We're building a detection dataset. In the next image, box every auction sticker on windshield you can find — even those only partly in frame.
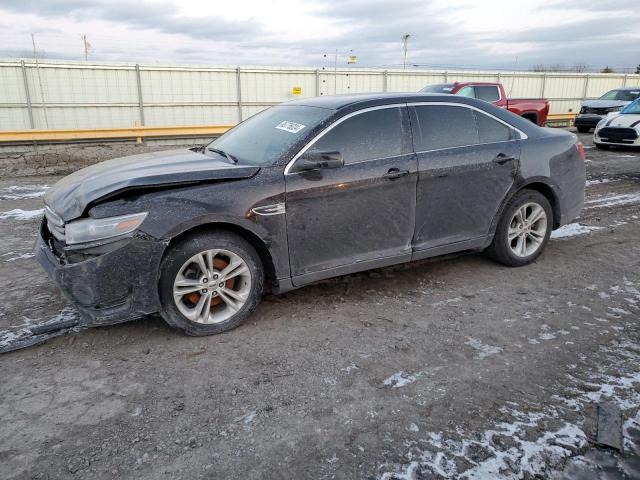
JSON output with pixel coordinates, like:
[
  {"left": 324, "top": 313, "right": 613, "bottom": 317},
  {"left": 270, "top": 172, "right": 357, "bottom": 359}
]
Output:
[{"left": 275, "top": 121, "right": 306, "bottom": 133}]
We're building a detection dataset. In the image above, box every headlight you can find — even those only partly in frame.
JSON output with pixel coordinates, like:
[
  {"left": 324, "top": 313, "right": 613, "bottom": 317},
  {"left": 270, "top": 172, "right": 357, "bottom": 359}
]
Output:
[
  {"left": 606, "top": 106, "right": 622, "bottom": 112},
  {"left": 65, "top": 212, "right": 148, "bottom": 246}
]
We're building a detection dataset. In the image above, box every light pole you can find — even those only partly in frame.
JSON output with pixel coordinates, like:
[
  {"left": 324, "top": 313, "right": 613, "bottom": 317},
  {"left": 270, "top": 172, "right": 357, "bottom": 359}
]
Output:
[{"left": 401, "top": 34, "right": 411, "bottom": 70}]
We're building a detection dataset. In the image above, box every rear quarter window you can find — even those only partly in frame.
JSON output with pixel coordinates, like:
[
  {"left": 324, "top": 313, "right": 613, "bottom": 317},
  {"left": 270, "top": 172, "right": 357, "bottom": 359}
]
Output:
[{"left": 474, "top": 111, "right": 513, "bottom": 143}]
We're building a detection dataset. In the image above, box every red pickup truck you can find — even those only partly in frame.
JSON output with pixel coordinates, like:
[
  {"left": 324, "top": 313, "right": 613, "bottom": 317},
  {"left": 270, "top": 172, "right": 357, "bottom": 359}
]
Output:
[{"left": 420, "top": 82, "right": 550, "bottom": 126}]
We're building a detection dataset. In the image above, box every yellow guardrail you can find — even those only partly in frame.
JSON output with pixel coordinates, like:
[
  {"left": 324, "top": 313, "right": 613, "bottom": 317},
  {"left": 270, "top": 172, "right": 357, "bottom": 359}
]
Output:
[
  {"left": 0, "top": 125, "right": 234, "bottom": 144},
  {"left": 545, "top": 113, "right": 577, "bottom": 126}
]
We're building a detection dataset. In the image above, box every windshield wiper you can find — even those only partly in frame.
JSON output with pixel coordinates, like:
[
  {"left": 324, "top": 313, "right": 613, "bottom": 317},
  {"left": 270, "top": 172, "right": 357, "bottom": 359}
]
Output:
[{"left": 207, "top": 147, "right": 238, "bottom": 164}]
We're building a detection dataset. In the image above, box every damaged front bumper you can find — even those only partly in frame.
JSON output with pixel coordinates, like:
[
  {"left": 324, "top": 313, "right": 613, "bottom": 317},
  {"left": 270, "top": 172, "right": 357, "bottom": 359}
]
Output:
[{"left": 35, "top": 221, "right": 166, "bottom": 326}]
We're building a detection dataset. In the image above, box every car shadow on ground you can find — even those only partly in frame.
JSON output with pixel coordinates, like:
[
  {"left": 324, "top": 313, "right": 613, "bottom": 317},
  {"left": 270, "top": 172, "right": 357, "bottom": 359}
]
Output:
[{"left": 55, "top": 250, "right": 500, "bottom": 345}]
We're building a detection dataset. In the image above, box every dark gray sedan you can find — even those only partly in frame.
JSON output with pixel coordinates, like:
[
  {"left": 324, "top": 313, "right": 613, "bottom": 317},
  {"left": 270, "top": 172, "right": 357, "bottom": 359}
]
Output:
[{"left": 36, "top": 93, "right": 586, "bottom": 335}]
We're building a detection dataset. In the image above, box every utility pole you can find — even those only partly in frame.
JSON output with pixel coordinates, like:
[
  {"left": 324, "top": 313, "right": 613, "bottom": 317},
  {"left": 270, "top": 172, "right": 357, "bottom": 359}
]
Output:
[
  {"left": 31, "top": 33, "right": 49, "bottom": 128},
  {"left": 401, "top": 34, "right": 411, "bottom": 70},
  {"left": 82, "top": 34, "right": 91, "bottom": 61},
  {"left": 334, "top": 48, "right": 338, "bottom": 94}
]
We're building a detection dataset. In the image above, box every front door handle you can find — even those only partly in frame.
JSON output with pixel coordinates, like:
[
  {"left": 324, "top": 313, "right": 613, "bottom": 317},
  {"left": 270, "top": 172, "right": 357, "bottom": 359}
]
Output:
[
  {"left": 383, "top": 168, "right": 410, "bottom": 180},
  {"left": 492, "top": 153, "right": 516, "bottom": 165}
]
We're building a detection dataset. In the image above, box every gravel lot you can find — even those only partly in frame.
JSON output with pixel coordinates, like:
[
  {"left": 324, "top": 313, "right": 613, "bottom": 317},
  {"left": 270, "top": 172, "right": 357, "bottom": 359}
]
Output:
[{"left": 1, "top": 130, "right": 639, "bottom": 479}]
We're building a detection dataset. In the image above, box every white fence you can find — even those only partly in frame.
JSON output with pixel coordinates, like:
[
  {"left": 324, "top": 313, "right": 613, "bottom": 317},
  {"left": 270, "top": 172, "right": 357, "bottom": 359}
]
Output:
[{"left": 1, "top": 59, "right": 639, "bottom": 131}]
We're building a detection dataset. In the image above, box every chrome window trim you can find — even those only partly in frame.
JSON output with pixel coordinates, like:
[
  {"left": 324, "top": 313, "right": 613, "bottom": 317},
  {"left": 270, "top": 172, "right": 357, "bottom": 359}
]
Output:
[
  {"left": 284, "top": 103, "right": 406, "bottom": 175},
  {"left": 284, "top": 101, "right": 527, "bottom": 175}
]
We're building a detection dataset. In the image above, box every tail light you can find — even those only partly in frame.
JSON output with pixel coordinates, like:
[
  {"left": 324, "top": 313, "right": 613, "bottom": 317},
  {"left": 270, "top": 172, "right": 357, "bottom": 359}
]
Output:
[{"left": 575, "top": 141, "right": 586, "bottom": 161}]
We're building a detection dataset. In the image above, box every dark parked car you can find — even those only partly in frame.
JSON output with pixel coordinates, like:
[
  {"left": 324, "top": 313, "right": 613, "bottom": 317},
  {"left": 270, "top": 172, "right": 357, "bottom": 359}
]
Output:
[
  {"left": 37, "top": 93, "right": 586, "bottom": 335},
  {"left": 574, "top": 87, "right": 640, "bottom": 133}
]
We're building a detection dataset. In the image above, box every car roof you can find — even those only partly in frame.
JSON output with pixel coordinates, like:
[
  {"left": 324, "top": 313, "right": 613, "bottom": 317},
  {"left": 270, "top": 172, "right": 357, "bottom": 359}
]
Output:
[
  {"left": 610, "top": 87, "right": 640, "bottom": 91},
  {"left": 284, "top": 92, "right": 455, "bottom": 110},
  {"left": 283, "top": 92, "right": 543, "bottom": 138}
]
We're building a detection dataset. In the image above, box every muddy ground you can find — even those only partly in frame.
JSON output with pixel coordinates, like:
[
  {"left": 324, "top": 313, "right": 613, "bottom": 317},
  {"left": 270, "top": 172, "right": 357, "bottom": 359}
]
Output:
[{"left": 1, "top": 130, "right": 639, "bottom": 479}]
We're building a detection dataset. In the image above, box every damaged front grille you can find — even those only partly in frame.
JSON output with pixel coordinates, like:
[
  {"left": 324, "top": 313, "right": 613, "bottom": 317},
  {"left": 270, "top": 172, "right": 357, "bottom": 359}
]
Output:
[
  {"left": 44, "top": 206, "right": 65, "bottom": 242},
  {"left": 581, "top": 107, "right": 608, "bottom": 115}
]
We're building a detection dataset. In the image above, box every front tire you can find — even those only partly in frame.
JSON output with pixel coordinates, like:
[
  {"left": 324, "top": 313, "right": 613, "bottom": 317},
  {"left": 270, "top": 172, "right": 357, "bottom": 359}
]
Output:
[
  {"left": 486, "top": 190, "right": 553, "bottom": 267},
  {"left": 159, "top": 231, "right": 264, "bottom": 336}
]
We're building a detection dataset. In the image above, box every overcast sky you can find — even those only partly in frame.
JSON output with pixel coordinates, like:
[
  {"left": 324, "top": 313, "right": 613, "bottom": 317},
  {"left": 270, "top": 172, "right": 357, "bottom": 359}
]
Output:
[{"left": 0, "top": 0, "right": 638, "bottom": 71}]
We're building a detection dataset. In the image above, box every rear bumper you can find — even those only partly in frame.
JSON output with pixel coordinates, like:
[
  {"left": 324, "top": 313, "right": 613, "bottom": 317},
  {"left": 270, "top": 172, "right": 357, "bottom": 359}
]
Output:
[{"left": 35, "top": 222, "right": 166, "bottom": 326}]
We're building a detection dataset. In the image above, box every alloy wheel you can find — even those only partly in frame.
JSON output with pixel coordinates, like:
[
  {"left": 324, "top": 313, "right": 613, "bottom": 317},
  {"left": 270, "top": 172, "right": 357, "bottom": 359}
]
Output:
[
  {"left": 173, "top": 249, "right": 252, "bottom": 324},
  {"left": 507, "top": 202, "right": 548, "bottom": 258}
]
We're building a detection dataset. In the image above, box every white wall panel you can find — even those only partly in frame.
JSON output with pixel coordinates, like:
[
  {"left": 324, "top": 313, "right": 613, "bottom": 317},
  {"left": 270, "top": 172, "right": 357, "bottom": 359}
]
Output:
[
  {"left": 31, "top": 106, "right": 139, "bottom": 129},
  {"left": 0, "top": 108, "right": 30, "bottom": 130},
  {"left": 0, "top": 66, "right": 26, "bottom": 104},
  {"left": 1, "top": 60, "right": 639, "bottom": 131}
]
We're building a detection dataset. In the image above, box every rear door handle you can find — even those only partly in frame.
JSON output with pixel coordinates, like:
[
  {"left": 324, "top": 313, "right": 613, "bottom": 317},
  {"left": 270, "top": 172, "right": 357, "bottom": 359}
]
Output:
[
  {"left": 492, "top": 153, "right": 516, "bottom": 165},
  {"left": 383, "top": 168, "right": 410, "bottom": 180}
]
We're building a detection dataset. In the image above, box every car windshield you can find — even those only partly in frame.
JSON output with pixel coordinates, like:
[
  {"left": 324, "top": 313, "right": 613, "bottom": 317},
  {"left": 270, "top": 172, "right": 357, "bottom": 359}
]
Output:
[
  {"left": 420, "top": 84, "right": 455, "bottom": 94},
  {"left": 206, "top": 105, "right": 333, "bottom": 166},
  {"left": 599, "top": 89, "right": 640, "bottom": 101},
  {"left": 621, "top": 98, "right": 640, "bottom": 114}
]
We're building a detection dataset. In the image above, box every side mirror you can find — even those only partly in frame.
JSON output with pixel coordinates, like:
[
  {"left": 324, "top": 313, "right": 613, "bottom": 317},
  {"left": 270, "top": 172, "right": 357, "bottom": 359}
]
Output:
[{"left": 293, "top": 150, "right": 343, "bottom": 172}]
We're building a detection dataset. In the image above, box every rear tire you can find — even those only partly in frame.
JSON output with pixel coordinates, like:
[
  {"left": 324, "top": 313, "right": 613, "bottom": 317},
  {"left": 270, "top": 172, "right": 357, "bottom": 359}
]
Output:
[
  {"left": 576, "top": 126, "right": 591, "bottom": 134},
  {"left": 159, "top": 231, "right": 264, "bottom": 336},
  {"left": 486, "top": 190, "right": 553, "bottom": 267}
]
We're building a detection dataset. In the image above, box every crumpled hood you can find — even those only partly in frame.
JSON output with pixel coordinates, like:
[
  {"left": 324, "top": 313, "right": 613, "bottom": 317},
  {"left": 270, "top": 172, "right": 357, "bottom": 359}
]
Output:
[
  {"left": 45, "top": 149, "right": 260, "bottom": 221},
  {"left": 601, "top": 113, "right": 640, "bottom": 128},
  {"left": 581, "top": 99, "right": 630, "bottom": 109}
]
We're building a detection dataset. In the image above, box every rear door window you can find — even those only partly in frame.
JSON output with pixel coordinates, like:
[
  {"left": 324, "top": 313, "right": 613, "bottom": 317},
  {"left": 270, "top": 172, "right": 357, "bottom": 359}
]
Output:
[
  {"left": 412, "top": 105, "right": 479, "bottom": 151},
  {"left": 307, "top": 107, "right": 403, "bottom": 164},
  {"left": 474, "top": 86, "right": 500, "bottom": 102}
]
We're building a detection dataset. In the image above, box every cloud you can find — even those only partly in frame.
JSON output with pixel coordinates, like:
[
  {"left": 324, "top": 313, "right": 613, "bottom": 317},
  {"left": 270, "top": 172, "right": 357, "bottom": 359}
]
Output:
[
  {"left": 0, "top": 0, "right": 637, "bottom": 71},
  {"left": 0, "top": 0, "right": 263, "bottom": 41}
]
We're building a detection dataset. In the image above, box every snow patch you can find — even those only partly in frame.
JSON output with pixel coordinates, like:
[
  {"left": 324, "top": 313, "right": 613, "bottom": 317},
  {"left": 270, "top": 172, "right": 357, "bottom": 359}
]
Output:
[
  {"left": 236, "top": 410, "right": 257, "bottom": 427},
  {"left": 341, "top": 363, "right": 359, "bottom": 373},
  {"left": 585, "top": 178, "right": 612, "bottom": 187},
  {"left": 0, "top": 184, "right": 49, "bottom": 200},
  {"left": 551, "top": 223, "right": 601, "bottom": 239},
  {"left": 0, "top": 208, "right": 44, "bottom": 220},
  {"left": 585, "top": 193, "right": 640, "bottom": 209},
  {"left": 608, "top": 307, "right": 631, "bottom": 316},
  {"left": 1, "top": 251, "right": 35, "bottom": 262},
  {"left": 464, "top": 337, "right": 503, "bottom": 359},
  {"left": 379, "top": 339, "right": 640, "bottom": 480},
  {"left": 383, "top": 371, "right": 419, "bottom": 388},
  {"left": 432, "top": 297, "right": 462, "bottom": 307}
]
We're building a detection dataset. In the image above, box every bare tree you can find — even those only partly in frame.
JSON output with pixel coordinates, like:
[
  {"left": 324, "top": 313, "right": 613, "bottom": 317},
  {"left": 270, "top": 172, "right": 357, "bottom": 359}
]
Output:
[{"left": 531, "top": 63, "right": 590, "bottom": 73}]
